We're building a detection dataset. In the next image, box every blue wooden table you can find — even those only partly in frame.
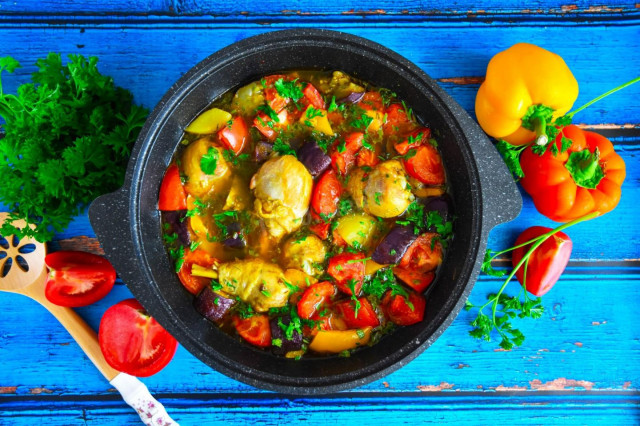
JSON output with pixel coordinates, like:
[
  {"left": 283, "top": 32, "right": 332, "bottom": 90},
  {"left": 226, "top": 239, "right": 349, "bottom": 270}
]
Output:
[{"left": 1, "top": 1, "right": 639, "bottom": 424}]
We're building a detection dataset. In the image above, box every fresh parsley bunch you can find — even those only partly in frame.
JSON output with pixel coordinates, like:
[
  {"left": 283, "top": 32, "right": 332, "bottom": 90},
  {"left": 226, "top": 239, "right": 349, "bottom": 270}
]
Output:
[{"left": 0, "top": 54, "right": 147, "bottom": 242}]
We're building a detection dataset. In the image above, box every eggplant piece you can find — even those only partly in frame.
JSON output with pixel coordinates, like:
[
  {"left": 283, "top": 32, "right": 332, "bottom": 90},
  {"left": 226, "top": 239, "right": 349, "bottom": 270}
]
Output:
[
  {"left": 297, "top": 140, "right": 331, "bottom": 177},
  {"left": 222, "top": 222, "right": 246, "bottom": 249},
  {"left": 254, "top": 142, "right": 273, "bottom": 162},
  {"left": 339, "top": 91, "right": 365, "bottom": 105},
  {"left": 372, "top": 225, "right": 418, "bottom": 265},
  {"left": 270, "top": 315, "right": 303, "bottom": 355},
  {"left": 421, "top": 195, "right": 453, "bottom": 232},
  {"left": 162, "top": 210, "right": 190, "bottom": 246},
  {"left": 194, "top": 286, "right": 236, "bottom": 323}
]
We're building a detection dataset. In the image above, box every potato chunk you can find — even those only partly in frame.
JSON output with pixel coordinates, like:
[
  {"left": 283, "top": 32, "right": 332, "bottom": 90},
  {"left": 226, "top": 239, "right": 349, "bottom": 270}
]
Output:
[
  {"left": 181, "top": 137, "right": 231, "bottom": 198},
  {"left": 250, "top": 155, "right": 313, "bottom": 238},
  {"left": 363, "top": 160, "right": 413, "bottom": 218},
  {"left": 218, "top": 258, "right": 289, "bottom": 312}
]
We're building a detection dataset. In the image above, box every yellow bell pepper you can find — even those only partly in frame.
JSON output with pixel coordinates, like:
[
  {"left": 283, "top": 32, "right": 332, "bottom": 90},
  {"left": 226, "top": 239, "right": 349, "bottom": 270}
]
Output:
[
  {"left": 475, "top": 43, "right": 579, "bottom": 146},
  {"left": 185, "top": 108, "right": 232, "bottom": 134},
  {"left": 308, "top": 327, "right": 372, "bottom": 353},
  {"left": 299, "top": 106, "right": 333, "bottom": 136}
]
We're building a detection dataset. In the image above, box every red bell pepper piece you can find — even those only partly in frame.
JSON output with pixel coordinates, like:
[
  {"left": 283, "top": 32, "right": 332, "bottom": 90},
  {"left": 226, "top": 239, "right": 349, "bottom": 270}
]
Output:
[
  {"left": 335, "top": 297, "right": 380, "bottom": 328},
  {"left": 331, "top": 132, "right": 364, "bottom": 175},
  {"left": 310, "top": 169, "right": 342, "bottom": 221},
  {"left": 403, "top": 144, "right": 445, "bottom": 185},
  {"left": 158, "top": 164, "right": 187, "bottom": 211},
  {"left": 218, "top": 116, "right": 248, "bottom": 154},
  {"left": 382, "top": 290, "right": 426, "bottom": 326},
  {"left": 302, "top": 83, "right": 326, "bottom": 109},
  {"left": 327, "top": 252, "right": 365, "bottom": 296},
  {"left": 297, "top": 281, "right": 336, "bottom": 320},
  {"left": 233, "top": 315, "right": 271, "bottom": 347}
]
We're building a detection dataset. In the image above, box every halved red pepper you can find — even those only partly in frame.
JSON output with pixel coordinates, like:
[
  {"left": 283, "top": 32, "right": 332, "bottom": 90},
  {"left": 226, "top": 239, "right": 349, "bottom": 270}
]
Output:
[
  {"left": 327, "top": 252, "right": 365, "bottom": 296},
  {"left": 382, "top": 290, "right": 426, "bottom": 326},
  {"left": 297, "top": 281, "right": 336, "bottom": 320},
  {"left": 158, "top": 164, "right": 187, "bottom": 211},
  {"left": 218, "top": 116, "right": 248, "bottom": 154},
  {"left": 335, "top": 297, "right": 380, "bottom": 328}
]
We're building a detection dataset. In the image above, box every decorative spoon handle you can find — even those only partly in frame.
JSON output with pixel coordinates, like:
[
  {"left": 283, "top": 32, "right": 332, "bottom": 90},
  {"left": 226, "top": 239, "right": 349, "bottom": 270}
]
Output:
[{"left": 110, "top": 373, "right": 179, "bottom": 426}]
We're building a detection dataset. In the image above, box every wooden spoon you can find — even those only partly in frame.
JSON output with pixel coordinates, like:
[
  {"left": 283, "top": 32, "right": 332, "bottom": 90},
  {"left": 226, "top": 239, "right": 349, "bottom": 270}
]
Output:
[{"left": 0, "top": 213, "right": 178, "bottom": 425}]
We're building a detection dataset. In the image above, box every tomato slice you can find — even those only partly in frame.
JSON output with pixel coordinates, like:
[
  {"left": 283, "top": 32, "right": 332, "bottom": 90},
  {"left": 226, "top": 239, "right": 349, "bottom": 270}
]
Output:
[
  {"left": 158, "top": 164, "right": 187, "bottom": 211},
  {"left": 331, "top": 132, "right": 364, "bottom": 175},
  {"left": 99, "top": 298, "right": 178, "bottom": 377},
  {"left": 335, "top": 297, "right": 380, "bottom": 328},
  {"left": 327, "top": 252, "right": 365, "bottom": 296},
  {"left": 394, "top": 128, "right": 431, "bottom": 155},
  {"left": 218, "top": 116, "right": 248, "bottom": 154},
  {"left": 382, "top": 291, "right": 426, "bottom": 326},
  {"left": 233, "top": 314, "right": 271, "bottom": 347},
  {"left": 403, "top": 144, "right": 445, "bottom": 185},
  {"left": 311, "top": 169, "right": 342, "bottom": 220},
  {"left": 398, "top": 233, "right": 443, "bottom": 274},
  {"left": 44, "top": 251, "right": 116, "bottom": 307},
  {"left": 297, "top": 281, "right": 336, "bottom": 320},
  {"left": 177, "top": 248, "right": 217, "bottom": 295},
  {"left": 302, "top": 83, "right": 326, "bottom": 109},
  {"left": 512, "top": 226, "right": 572, "bottom": 297}
]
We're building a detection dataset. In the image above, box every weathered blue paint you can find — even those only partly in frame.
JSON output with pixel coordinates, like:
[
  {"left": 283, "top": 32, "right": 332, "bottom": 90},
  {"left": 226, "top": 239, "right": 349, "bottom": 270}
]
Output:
[{"left": 0, "top": 2, "right": 639, "bottom": 424}]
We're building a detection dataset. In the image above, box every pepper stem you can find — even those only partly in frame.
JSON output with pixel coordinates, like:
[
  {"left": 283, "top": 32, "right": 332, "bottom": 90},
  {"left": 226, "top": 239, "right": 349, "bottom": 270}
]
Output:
[
  {"left": 567, "top": 76, "right": 640, "bottom": 118},
  {"left": 532, "top": 116, "right": 548, "bottom": 146}
]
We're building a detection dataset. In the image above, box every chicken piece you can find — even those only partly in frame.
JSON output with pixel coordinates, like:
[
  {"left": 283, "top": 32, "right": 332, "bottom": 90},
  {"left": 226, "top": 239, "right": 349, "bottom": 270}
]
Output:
[
  {"left": 250, "top": 155, "right": 313, "bottom": 238},
  {"left": 182, "top": 137, "right": 231, "bottom": 198},
  {"left": 346, "top": 167, "right": 368, "bottom": 209},
  {"left": 363, "top": 160, "right": 414, "bottom": 218},
  {"left": 218, "top": 258, "right": 290, "bottom": 312},
  {"left": 281, "top": 234, "right": 327, "bottom": 276}
]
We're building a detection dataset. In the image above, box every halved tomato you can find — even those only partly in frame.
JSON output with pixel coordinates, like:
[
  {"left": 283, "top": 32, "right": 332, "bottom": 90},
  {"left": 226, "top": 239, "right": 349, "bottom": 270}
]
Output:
[
  {"left": 44, "top": 251, "right": 116, "bottom": 307},
  {"left": 99, "top": 298, "right": 178, "bottom": 377}
]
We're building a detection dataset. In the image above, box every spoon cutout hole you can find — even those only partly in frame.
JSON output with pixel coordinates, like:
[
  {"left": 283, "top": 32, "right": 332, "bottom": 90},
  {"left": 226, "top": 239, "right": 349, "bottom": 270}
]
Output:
[
  {"left": 0, "top": 237, "right": 8, "bottom": 250},
  {"left": 1, "top": 257, "right": 12, "bottom": 277},
  {"left": 15, "top": 255, "right": 29, "bottom": 272},
  {"left": 11, "top": 235, "right": 20, "bottom": 248},
  {"left": 18, "top": 244, "right": 36, "bottom": 254}
]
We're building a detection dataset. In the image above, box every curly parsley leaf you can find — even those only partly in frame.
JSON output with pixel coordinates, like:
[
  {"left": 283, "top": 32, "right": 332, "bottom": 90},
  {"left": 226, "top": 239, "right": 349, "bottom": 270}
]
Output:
[{"left": 495, "top": 140, "right": 525, "bottom": 180}]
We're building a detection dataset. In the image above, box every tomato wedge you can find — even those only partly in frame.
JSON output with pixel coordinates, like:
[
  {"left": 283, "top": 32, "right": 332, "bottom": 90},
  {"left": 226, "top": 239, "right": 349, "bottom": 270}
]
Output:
[
  {"left": 397, "top": 233, "right": 443, "bottom": 274},
  {"left": 512, "top": 226, "right": 573, "bottom": 297},
  {"left": 311, "top": 169, "right": 342, "bottom": 221},
  {"left": 331, "top": 132, "right": 364, "bottom": 175},
  {"left": 382, "top": 291, "right": 426, "bottom": 326},
  {"left": 177, "top": 248, "right": 217, "bottom": 295},
  {"left": 297, "top": 281, "right": 336, "bottom": 320},
  {"left": 302, "top": 83, "right": 326, "bottom": 109},
  {"left": 309, "top": 221, "right": 331, "bottom": 240},
  {"left": 99, "top": 298, "right": 178, "bottom": 377},
  {"left": 403, "top": 144, "right": 445, "bottom": 185},
  {"left": 383, "top": 103, "right": 415, "bottom": 136},
  {"left": 158, "top": 164, "right": 187, "bottom": 211},
  {"left": 327, "top": 252, "right": 365, "bottom": 296},
  {"left": 335, "top": 297, "right": 380, "bottom": 328},
  {"left": 233, "top": 314, "right": 271, "bottom": 347},
  {"left": 218, "top": 116, "right": 248, "bottom": 154},
  {"left": 394, "top": 128, "right": 431, "bottom": 156},
  {"left": 44, "top": 251, "right": 116, "bottom": 307}
]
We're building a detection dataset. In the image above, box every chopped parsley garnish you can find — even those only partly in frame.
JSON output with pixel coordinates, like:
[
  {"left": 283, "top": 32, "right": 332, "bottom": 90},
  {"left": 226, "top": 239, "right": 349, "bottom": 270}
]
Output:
[
  {"left": 350, "top": 112, "right": 374, "bottom": 130},
  {"left": 374, "top": 191, "right": 383, "bottom": 205},
  {"left": 223, "top": 149, "right": 249, "bottom": 166},
  {"left": 306, "top": 106, "right": 324, "bottom": 119},
  {"left": 274, "top": 78, "right": 304, "bottom": 101},
  {"left": 200, "top": 147, "right": 219, "bottom": 175},
  {"left": 273, "top": 137, "right": 297, "bottom": 156},
  {"left": 257, "top": 104, "right": 280, "bottom": 122},
  {"left": 272, "top": 338, "right": 283, "bottom": 348}
]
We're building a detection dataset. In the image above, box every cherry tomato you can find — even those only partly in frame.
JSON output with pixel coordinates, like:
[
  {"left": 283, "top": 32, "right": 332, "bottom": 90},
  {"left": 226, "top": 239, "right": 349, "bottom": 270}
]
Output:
[
  {"left": 335, "top": 297, "right": 380, "bottom": 328},
  {"left": 382, "top": 291, "right": 426, "bottom": 326},
  {"left": 158, "top": 164, "right": 187, "bottom": 211},
  {"left": 302, "top": 83, "right": 326, "bottom": 109},
  {"left": 99, "top": 298, "right": 178, "bottom": 377},
  {"left": 44, "top": 251, "right": 116, "bottom": 307},
  {"left": 512, "top": 226, "right": 573, "bottom": 296},
  {"left": 177, "top": 248, "right": 217, "bottom": 295},
  {"left": 356, "top": 145, "right": 380, "bottom": 168},
  {"left": 311, "top": 169, "right": 342, "bottom": 220},
  {"left": 327, "top": 252, "right": 365, "bottom": 296},
  {"left": 403, "top": 144, "right": 445, "bottom": 185},
  {"left": 297, "top": 281, "right": 336, "bottom": 320},
  {"left": 233, "top": 315, "right": 271, "bottom": 347},
  {"left": 218, "top": 116, "right": 248, "bottom": 154}
]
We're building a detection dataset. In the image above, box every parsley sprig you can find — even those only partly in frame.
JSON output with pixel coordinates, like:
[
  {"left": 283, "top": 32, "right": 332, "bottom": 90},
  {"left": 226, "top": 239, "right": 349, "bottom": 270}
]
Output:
[
  {"left": 465, "top": 211, "right": 598, "bottom": 349},
  {"left": 0, "top": 54, "right": 147, "bottom": 242}
]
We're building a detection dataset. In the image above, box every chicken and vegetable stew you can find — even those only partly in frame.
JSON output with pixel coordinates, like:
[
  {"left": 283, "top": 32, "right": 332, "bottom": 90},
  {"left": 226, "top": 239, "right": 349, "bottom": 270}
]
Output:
[{"left": 159, "top": 70, "right": 453, "bottom": 358}]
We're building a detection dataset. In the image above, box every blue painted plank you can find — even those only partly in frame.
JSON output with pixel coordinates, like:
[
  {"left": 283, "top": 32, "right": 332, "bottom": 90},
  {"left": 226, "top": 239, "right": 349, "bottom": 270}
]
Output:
[
  {"left": 0, "top": 272, "right": 638, "bottom": 396},
  {"left": 0, "top": 25, "right": 638, "bottom": 127},
  {"left": 0, "top": 0, "right": 638, "bottom": 16}
]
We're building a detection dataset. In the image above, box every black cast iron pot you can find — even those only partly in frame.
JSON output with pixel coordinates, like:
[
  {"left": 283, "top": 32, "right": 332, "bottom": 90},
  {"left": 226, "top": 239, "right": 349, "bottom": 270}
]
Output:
[{"left": 89, "top": 29, "right": 521, "bottom": 394}]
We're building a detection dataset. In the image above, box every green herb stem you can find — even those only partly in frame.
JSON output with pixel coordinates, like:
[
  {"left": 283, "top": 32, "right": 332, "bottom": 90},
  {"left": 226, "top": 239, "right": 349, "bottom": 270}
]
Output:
[{"left": 567, "top": 76, "right": 640, "bottom": 119}]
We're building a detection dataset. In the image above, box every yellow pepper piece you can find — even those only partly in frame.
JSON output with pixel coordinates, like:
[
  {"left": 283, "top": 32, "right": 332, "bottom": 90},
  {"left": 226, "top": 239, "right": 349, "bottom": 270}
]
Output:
[
  {"left": 365, "top": 110, "right": 384, "bottom": 132},
  {"left": 299, "top": 106, "right": 333, "bottom": 136},
  {"left": 365, "top": 259, "right": 385, "bottom": 275},
  {"left": 185, "top": 108, "right": 232, "bottom": 134},
  {"left": 309, "top": 327, "right": 372, "bottom": 353},
  {"left": 475, "top": 43, "right": 578, "bottom": 145}
]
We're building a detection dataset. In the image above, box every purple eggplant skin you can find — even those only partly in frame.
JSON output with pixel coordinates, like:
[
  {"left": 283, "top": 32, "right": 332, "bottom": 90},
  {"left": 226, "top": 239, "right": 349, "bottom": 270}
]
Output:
[
  {"left": 338, "top": 91, "right": 365, "bottom": 105},
  {"left": 297, "top": 140, "right": 332, "bottom": 177},
  {"left": 162, "top": 210, "right": 191, "bottom": 246},
  {"left": 269, "top": 315, "right": 303, "bottom": 355},
  {"left": 223, "top": 222, "right": 246, "bottom": 249},
  {"left": 421, "top": 195, "right": 453, "bottom": 232},
  {"left": 254, "top": 142, "right": 273, "bottom": 162},
  {"left": 372, "top": 225, "right": 418, "bottom": 265},
  {"left": 194, "top": 286, "right": 236, "bottom": 323}
]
